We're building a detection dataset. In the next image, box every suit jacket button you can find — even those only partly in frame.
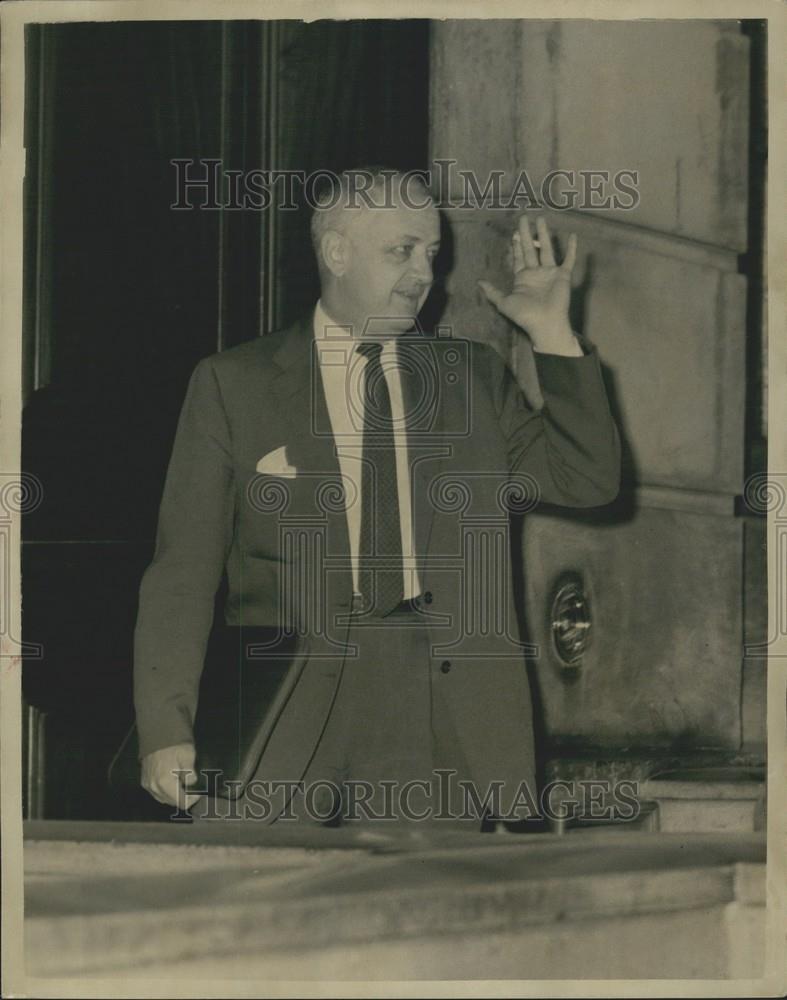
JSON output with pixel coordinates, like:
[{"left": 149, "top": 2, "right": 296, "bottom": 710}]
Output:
[
  {"left": 440, "top": 660, "right": 451, "bottom": 674},
  {"left": 424, "top": 591, "right": 433, "bottom": 605}
]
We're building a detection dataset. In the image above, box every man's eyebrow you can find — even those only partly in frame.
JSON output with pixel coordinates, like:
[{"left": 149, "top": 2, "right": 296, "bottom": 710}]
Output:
[{"left": 391, "top": 233, "right": 441, "bottom": 245}]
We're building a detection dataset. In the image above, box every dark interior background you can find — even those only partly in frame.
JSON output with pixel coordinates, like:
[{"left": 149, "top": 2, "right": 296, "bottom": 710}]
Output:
[{"left": 21, "top": 20, "right": 430, "bottom": 820}]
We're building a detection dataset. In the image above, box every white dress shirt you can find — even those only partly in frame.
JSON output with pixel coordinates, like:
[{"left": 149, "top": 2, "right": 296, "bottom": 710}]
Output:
[{"left": 314, "top": 300, "right": 421, "bottom": 600}]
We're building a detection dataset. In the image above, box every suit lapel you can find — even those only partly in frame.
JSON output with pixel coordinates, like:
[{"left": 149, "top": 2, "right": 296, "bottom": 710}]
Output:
[
  {"left": 269, "top": 317, "right": 454, "bottom": 592},
  {"left": 270, "top": 315, "right": 351, "bottom": 600}
]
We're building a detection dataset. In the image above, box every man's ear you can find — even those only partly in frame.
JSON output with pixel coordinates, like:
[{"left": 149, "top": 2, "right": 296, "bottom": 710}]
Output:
[{"left": 320, "top": 229, "right": 348, "bottom": 277}]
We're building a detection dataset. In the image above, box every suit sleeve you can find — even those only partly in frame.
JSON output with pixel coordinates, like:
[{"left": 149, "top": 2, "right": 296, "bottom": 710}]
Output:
[
  {"left": 487, "top": 337, "right": 621, "bottom": 507},
  {"left": 133, "top": 358, "right": 235, "bottom": 759}
]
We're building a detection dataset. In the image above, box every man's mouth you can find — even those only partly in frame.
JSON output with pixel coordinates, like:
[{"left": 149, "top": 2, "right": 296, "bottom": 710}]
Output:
[{"left": 395, "top": 290, "right": 424, "bottom": 306}]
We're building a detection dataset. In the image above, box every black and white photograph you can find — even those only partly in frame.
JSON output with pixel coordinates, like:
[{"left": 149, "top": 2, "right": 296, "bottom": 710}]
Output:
[{"left": 0, "top": 1, "right": 784, "bottom": 995}]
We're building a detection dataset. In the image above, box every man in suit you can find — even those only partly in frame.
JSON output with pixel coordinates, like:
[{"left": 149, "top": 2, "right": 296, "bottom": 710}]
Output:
[{"left": 134, "top": 167, "right": 620, "bottom": 825}]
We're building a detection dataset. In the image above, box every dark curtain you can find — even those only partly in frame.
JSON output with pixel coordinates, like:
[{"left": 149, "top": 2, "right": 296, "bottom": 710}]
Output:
[
  {"left": 273, "top": 19, "right": 431, "bottom": 327},
  {"left": 21, "top": 19, "right": 430, "bottom": 820}
]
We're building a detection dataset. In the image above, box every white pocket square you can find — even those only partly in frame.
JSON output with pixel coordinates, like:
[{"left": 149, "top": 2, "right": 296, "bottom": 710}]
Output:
[{"left": 256, "top": 446, "right": 297, "bottom": 478}]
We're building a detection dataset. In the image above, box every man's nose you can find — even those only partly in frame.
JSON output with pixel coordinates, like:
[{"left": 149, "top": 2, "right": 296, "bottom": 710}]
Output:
[{"left": 409, "top": 252, "right": 434, "bottom": 284}]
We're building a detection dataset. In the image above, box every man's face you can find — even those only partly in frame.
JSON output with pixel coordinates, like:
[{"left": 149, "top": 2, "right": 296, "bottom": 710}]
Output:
[{"left": 334, "top": 197, "right": 441, "bottom": 335}]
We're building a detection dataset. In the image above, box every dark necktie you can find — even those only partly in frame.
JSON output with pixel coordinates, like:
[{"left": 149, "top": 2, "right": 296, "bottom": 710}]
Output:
[{"left": 356, "top": 341, "right": 403, "bottom": 617}]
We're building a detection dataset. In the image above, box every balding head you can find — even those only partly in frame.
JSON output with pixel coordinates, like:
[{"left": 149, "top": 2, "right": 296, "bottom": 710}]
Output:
[
  {"left": 311, "top": 169, "right": 433, "bottom": 267},
  {"left": 310, "top": 167, "right": 440, "bottom": 336}
]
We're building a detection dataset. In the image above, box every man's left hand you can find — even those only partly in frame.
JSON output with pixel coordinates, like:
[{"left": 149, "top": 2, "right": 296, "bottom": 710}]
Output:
[{"left": 478, "top": 215, "right": 582, "bottom": 357}]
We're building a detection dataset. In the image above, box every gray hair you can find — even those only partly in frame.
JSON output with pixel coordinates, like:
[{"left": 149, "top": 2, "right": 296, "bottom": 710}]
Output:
[{"left": 309, "top": 166, "right": 433, "bottom": 268}]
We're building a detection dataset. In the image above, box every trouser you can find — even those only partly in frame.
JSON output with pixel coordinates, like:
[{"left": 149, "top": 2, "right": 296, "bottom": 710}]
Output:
[
  {"left": 191, "top": 601, "right": 481, "bottom": 828},
  {"left": 281, "top": 599, "right": 475, "bottom": 827}
]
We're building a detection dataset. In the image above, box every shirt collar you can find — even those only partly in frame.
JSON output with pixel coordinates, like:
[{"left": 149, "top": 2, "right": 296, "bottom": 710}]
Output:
[
  {"left": 314, "top": 299, "right": 349, "bottom": 339},
  {"left": 314, "top": 300, "right": 401, "bottom": 360}
]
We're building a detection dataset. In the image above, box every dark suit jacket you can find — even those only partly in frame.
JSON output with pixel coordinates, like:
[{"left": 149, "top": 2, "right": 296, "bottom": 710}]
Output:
[{"left": 133, "top": 313, "right": 620, "bottom": 809}]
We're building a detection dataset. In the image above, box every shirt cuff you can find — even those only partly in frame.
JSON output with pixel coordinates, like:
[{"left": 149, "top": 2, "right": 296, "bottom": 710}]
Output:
[{"left": 533, "top": 333, "right": 595, "bottom": 360}]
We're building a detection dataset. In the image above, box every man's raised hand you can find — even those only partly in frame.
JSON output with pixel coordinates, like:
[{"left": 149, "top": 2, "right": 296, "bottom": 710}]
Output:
[{"left": 478, "top": 215, "right": 582, "bottom": 357}]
